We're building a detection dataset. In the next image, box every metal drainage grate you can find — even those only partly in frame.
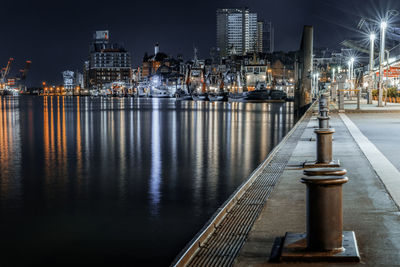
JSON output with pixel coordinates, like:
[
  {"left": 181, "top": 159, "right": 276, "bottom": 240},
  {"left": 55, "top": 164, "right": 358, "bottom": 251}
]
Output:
[{"left": 185, "top": 113, "right": 311, "bottom": 267}]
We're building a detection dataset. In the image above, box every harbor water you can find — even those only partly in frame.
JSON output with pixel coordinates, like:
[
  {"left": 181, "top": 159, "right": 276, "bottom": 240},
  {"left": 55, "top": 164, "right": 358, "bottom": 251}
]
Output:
[{"left": 0, "top": 96, "right": 295, "bottom": 266}]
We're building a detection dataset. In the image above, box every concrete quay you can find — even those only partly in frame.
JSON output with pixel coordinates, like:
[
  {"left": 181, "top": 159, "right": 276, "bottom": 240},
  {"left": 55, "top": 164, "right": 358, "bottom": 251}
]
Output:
[
  {"left": 234, "top": 111, "right": 400, "bottom": 266},
  {"left": 174, "top": 101, "right": 400, "bottom": 266}
]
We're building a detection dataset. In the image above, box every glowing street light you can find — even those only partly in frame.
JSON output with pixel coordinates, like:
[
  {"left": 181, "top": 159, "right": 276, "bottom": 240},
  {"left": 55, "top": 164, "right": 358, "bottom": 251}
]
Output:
[{"left": 378, "top": 20, "right": 387, "bottom": 107}]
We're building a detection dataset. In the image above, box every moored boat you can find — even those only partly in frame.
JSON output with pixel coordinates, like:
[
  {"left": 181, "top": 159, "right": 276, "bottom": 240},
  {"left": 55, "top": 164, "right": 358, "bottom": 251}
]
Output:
[{"left": 208, "top": 92, "right": 227, "bottom": 101}]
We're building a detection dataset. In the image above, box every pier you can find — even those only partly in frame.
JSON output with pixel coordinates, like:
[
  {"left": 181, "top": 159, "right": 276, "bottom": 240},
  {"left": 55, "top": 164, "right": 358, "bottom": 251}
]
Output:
[{"left": 173, "top": 98, "right": 400, "bottom": 266}]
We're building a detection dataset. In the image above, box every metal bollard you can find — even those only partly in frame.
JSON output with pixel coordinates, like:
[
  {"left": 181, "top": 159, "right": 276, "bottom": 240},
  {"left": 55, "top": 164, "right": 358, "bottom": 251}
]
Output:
[
  {"left": 301, "top": 176, "right": 348, "bottom": 252},
  {"left": 319, "top": 98, "right": 327, "bottom": 111},
  {"left": 332, "top": 84, "right": 337, "bottom": 102},
  {"left": 280, "top": 173, "right": 360, "bottom": 261},
  {"left": 315, "top": 128, "right": 334, "bottom": 164},
  {"left": 338, "top": 89, "right": 344, "bottom": 111},
  {"left": 303, "top": 128, "right": 339, "bottom": 168},
  {"left": 319, "top": 107, "right": 329, "bottom": 118},
  {"left": 318, "top": 116, "right": 329, "bottom": 129}
]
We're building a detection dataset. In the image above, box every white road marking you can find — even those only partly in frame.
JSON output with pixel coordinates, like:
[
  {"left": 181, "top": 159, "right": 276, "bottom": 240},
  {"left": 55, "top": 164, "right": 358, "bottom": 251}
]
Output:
[{"left": 340, "top": 113, "right": 400, "bottom": 208}]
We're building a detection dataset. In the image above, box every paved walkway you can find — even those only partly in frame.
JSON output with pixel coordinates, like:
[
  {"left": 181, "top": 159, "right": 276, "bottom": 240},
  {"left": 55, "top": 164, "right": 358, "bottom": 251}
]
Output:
[
  {"left": 338, "top": 99, "right": 400, "bottom": 112},
  {"left": 347, "top": 113, "right": 400, "bottom": 172},
  {"left": 234, "top": 113, "right": 400, "bottom": 266}
]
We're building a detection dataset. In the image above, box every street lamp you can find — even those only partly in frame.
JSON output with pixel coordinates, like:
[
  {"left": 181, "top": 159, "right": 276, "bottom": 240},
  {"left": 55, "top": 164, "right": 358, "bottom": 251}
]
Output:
[
  {"left": 378, "top": 20, "right": 387, "bottom": 107},
  {"left": 368, "top": 33, "right": 376, "bottom": 104}
]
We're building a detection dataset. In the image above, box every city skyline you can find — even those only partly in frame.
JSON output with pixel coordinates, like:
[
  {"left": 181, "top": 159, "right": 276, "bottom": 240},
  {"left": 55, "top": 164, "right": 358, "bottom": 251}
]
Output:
[{"left": 1, "top": 0, "right": 399, "bottom": 86}]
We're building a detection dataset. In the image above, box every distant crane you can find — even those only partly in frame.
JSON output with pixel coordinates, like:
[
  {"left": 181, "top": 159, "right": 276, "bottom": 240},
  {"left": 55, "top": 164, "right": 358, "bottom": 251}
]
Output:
[{"left": 1, "top": 58, "right": 14, "bottom": 86}]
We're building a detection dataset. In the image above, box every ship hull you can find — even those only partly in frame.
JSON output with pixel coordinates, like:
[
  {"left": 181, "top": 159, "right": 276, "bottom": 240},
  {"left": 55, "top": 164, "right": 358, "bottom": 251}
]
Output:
[
  {"left": 176, "top": 94, "right": 192, "bottom": 101},
  {"left": 228, "top": 90, "right": 270, "bottom": 102},
  {"left": 208, "top": 92, "right": 227, "bottom": 102},
  {"left": 191, "top": 94, "right": 207, "bottom": 101}
]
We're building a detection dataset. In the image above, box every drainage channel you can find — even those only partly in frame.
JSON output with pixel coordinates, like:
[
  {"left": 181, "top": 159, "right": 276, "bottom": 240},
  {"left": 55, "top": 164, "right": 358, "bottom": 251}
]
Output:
[{"left": 172, "top": 109, "right": 312, "bottom": 267}]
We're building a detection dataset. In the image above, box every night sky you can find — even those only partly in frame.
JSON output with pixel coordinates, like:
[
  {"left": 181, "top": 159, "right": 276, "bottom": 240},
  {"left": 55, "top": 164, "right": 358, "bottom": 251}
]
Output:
[{"left": 2, "top": 0, "right": 400, "bottom": 86}]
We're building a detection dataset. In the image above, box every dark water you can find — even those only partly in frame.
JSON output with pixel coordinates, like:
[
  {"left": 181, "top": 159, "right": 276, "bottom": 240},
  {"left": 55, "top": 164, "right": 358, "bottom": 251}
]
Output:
[{"left": 0, "top": 96, "right": 295, "bottom": 266}]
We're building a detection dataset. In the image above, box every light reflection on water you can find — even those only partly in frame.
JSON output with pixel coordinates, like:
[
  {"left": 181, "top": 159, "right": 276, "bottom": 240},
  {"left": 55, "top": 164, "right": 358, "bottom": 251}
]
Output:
[{"left": 0, "top": 96, "right": 295, "bottom": 266}]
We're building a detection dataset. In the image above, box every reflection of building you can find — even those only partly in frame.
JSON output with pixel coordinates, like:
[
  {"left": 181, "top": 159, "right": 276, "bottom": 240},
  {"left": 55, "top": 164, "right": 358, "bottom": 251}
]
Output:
[{"left": 87, "top": 30, "right": 132, "bottom": 90}]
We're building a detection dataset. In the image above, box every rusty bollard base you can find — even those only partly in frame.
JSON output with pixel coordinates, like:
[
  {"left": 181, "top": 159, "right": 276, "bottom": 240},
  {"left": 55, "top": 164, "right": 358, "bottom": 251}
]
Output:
[{"left": 280, "top": 231, "right": 360, "bottom": 262}]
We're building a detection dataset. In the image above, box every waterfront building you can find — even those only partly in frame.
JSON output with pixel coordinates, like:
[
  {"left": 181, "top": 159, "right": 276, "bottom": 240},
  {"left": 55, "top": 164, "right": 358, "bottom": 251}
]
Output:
[
  {"left": 141, "top": 43, "right": 168, "bottom": 78},
  {"left": 140, "top": 43, "right": 186, "bottom": 97},
  {"left": 87, "top": 30, "right": 132, "bottom": 90},
  {"left": 62, "top": 70, "right": 75, "bottom": 94},
  {"left": 75, "top": 71, "right": 84, "bottom": 89}
]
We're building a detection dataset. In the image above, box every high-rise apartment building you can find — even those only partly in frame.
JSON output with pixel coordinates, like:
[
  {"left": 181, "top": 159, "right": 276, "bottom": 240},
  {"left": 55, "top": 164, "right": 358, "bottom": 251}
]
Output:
[
  {"left": 217, "top": 8, "right": 274, "bottom": 57},
  {"left": 217, "top": 8, "right": 257, "bottom": 57},
  {"left": 87, "top": 30, "right": 132, "bottom": 90}
]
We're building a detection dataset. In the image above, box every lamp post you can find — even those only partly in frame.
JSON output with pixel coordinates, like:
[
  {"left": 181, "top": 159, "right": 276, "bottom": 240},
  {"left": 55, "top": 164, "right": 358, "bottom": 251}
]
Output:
[
  {"left": 378, "top": 20, "right": 387, "bottom": 107},
  {"left": 311, "top": 73, "right": 315, "bottom": 98},
  {"left": 350, "top": 57, "right": 355, "bottom": 89},
  {"left": 368, "top": 33, "right": 375, "bottom": 104},
  {"left": 348, "top": 61, "right": 351, "bottom": 83}
]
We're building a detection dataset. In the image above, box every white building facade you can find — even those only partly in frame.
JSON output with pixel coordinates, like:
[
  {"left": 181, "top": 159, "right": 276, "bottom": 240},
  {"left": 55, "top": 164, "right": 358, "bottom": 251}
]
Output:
[{"left": 217, "top": 8, "right": 260, "bottom": 57}]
